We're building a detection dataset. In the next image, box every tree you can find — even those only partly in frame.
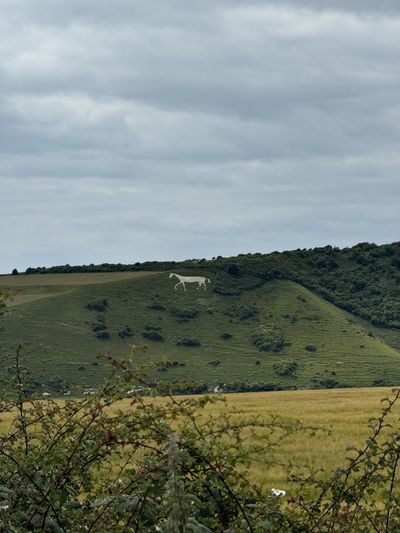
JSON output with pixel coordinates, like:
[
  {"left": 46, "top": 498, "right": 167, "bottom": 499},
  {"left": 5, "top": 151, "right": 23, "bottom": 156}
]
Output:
[{"left": 11, "top": 268, "right": 18, "bottom": 275}]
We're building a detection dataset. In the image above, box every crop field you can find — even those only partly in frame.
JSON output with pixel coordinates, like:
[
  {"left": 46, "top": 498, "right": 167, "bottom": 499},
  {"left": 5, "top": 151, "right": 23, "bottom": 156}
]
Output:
[
  {"left": 1, "top": 386, "right": 398, "bottom": 493},
  {"left": 197, "top": 387, "right": 400, "bottom": 491},
  {"left": 1, "top": 272, "right": 400, "bottom": 393}
]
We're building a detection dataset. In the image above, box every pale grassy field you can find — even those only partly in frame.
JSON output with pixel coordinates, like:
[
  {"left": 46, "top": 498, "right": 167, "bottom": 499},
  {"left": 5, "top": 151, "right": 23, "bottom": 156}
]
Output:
[
  {"left": 1, "top": 387, "right": 398, "bottom": 493},
  {"left": 0, "top": 271, "right": 160, "bottom": 287},
  {"left": 116, "top": 387, "right": 400, "bottom": 491}
]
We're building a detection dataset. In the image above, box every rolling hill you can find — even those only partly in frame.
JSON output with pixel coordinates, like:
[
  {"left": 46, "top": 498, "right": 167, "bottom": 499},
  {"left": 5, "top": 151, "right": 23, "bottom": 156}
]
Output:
[{"left": 1, "top": 269, "right": 400, "bottom": 394}]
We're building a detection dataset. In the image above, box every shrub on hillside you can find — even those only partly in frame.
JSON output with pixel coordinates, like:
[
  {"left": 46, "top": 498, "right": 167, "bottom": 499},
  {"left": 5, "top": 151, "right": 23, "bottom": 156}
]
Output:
[
  {"left": 305, "top": 344, "right": 317, "bottom": 352},
  {"left": 142, "top": 330, "right": 164, "bottom": 342},
  {"left": 118, "top": 326, "right": 133, "bottom": 339},
  {"left": 157, "top": 360, "right": 186, "bottom": 372},
  {"left": 147, "top": 303, "right": 166, "bottom": 311},
  {"left": 218, "top": 381, "right": 283, "bottom": 392},
  {"left": 273, "top": 360, "right": 298, "bottom": 377},
  {"left": 225, "top": 304, "right": 259, "bottom": 321},
  {"left": 208, "top": 359, "right": 221, "bottom": 366},
  {"left": 250, "top": 324, "right": 288, "bottom": 352},
  {"left": 44, "top": 377, "right": 70, "bottom": 393},
  {"left": 220, "top": 332, "right": 232, "bottom": 340},
  {"left": 212, "top": 272, "right": 242, "bottom": 295},
  {"left": 96, "top": 330, "right": 110, "bottom": 341},
  {"left": 176, "top": 337, "right": 201, "bottom": 347},
  {"left": 86, "top": 299, "right": 108, "bottom": 312},
  {"left": 227, "top": 263, "right": 240, "bottom": 276},
  {"left": 310, "top": 371, "right": 341, "bottom": 389},
  {"left": 171, "top": 307, "right": 199, "bottom": 320},
  {"left": 213, "top": 271, "right": 263, "bottom": 295},
  {"left": 91, "top": 322, "right": 107, "bottom": 332}
]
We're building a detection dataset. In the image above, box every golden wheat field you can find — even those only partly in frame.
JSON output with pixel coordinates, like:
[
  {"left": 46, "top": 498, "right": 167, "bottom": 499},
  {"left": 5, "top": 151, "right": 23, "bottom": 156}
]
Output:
[
  {"left": 117, "top": 387, "right": 400, "bottom": 491},
  {"left": 106, "top": 387, "right": 400, "bottom": 491},
  {"left": 1, "top": 387, "right": 399, "bottom": 493},
  {"left": 204, "top": 387, "right": 400, "bottom": 490}
]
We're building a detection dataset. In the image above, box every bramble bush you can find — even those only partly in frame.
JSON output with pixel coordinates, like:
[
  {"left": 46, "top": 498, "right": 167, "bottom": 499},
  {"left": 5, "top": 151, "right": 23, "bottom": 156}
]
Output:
[{"left": 0, "top": 346, "right": 305, "bottom": 532}]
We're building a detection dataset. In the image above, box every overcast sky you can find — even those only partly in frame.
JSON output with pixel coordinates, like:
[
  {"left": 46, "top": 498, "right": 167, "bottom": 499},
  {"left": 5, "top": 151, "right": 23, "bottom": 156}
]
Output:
[{"left": 1, "top": 0, "right": 399, "bottom": 273}]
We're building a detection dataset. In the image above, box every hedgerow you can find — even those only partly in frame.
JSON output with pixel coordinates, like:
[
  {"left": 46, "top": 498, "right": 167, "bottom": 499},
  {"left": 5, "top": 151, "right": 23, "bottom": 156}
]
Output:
[{"left": 1, "top": 340, "right": 400, "bottom": 531}]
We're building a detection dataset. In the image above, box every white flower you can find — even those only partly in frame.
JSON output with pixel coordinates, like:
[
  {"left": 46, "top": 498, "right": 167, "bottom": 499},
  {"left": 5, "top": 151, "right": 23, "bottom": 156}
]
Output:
[
  {"left": 0, "top": 505, "right": 9, "bottom": 510},
  {"left": 271, "top": 488, "right": 286, "bottom": 497}
]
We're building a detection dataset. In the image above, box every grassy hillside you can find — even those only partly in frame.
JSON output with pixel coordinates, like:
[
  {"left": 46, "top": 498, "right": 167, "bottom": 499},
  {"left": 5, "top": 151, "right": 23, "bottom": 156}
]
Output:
[
  {"left": 19, "top": 241, "right": 400, "bottom": 329},
  {"left": 1, "top": 271, "right": 400, "bottom": 393}
]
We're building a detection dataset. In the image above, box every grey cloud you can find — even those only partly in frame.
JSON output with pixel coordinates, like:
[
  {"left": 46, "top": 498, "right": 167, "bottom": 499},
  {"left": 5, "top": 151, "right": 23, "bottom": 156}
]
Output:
[{"left": 1, "top": 1, "right": 400, "bottom": 272}]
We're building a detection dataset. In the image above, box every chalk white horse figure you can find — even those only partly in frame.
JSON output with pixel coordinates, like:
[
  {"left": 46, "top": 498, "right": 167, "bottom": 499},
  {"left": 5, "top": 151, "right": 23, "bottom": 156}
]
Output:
[{"left": 169, "top": 273, "right": 211, "bottom": 291}]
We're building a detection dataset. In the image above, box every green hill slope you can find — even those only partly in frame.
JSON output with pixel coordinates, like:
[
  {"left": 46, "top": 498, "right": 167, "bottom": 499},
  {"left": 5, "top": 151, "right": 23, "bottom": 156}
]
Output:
[
  {"left": 1, "top": 272, "right": 400, "bottom": 393},
  {"left": 18, "top": 241, "right": 400, "bottom": 330}
]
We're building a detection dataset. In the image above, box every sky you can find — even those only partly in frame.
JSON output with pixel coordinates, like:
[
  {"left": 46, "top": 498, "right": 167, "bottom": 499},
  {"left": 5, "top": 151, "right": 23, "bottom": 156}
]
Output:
[{"left": 1, "top": 0, "right": 400, "bottom": 274}]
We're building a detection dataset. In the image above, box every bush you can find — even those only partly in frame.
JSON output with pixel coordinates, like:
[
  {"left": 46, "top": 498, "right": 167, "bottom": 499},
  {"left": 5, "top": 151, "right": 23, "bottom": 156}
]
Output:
[
  {"left": 305, "top": 344, "right": 317, "bottom": 352},
  {"left": 208, "top": 359, "right": 221, "bottom": 366},
  {"left": 157, "top": 360, "right": 186, "bottom": 372},
  {"left": 219, "top": 381, "right": 283, "bottom": 392},
  {"left": 142, "top": 330, "right": 165, "bottom": 342},
  {"left": 44, "top": 377, "right": 70, "bottom": 393},
  {"left": 227, "top": 263, "right": 240, "bottom": 276},
  {"left": 86, "top": 299, "right": 108, "bottom": 312},
  {"left": 171, "top": 307, "right": 199, "bottom": 320},
  {"left": 212, "top": 272, "right": 242, "bottom": 295},
  {"left": 91, "top": 322, "right": 107, "bottom": 332},
  {"left": 213, "top": 271, "right": 263, "bottom": 295},
  {"left": 225, "top": 304, "right": 259, "bottom": 321},
  {"left": 176, "top": 338, "right": 201, "bottom": 347},
  {"left": 96, "top": 331, "right": 110, "bottom": 341},
  {"left": 310, "top": 373, "right": 339, "bottom": 389},
  {"left": 220, "top": 332, "right": 232, "bottom": 340},
  {"left": 118, "top": 326, "right": 133, "bottom": 339},
  {"left": 273, "top": 360, "right": 298, "bottom": 377},
  {"left": 250, "top": 325, "right": 288, "bottom": 352},
  {"left": 147, "top": 303, "right": 166, "bottom": 311}
]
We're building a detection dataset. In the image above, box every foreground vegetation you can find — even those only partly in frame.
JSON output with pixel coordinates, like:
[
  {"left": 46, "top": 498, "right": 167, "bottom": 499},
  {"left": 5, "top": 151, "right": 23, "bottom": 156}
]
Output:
[{"left": 1, "top": 349, "right": 400, "bottom": 532}]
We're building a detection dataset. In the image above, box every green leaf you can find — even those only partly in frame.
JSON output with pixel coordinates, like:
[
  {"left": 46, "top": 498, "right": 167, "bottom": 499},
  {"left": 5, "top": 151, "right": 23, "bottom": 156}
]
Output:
[
  {"left": 48, "top": 518, "right": 65, "bottom": 533},
  {"left": 186, "top": 517, "right": 214, "bottom": 532},
  {"left": 91, "top": 497, "right": 116, "bottom": 508},
  {"left": 63, "top": 501, "right": 82, "bottom": 509}
]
